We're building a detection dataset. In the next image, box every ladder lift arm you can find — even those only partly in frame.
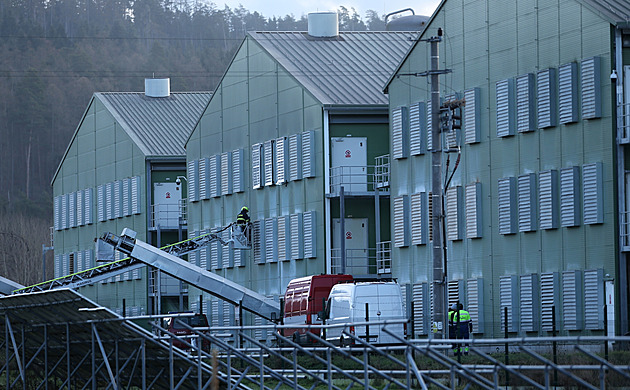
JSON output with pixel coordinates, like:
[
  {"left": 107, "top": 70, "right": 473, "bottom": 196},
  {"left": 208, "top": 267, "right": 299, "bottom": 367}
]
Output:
[{"left": 98, "top": 228, "right": 280, "bottom": 322}]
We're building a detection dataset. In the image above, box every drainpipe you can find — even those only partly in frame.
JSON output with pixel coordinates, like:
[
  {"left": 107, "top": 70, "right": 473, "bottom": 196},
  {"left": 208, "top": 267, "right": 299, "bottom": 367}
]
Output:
[{"left": 324, "top": 109, "right": 332, "bottom": 273}]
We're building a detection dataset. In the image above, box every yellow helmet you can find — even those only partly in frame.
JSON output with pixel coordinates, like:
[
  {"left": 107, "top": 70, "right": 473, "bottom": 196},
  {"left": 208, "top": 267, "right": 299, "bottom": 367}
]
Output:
[{"left": 241, "top": 206, "right": 249, "bottom": 212}]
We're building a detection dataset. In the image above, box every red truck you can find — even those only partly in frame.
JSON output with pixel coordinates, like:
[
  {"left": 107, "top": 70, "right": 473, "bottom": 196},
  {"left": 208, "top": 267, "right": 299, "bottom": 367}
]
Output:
[{"left": 282, "top": 274, "right": 353, "bottom": 345}]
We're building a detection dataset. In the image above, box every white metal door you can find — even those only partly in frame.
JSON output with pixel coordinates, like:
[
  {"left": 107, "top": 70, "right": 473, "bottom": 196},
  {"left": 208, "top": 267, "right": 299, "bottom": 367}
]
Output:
[
  {"left": 331, "top": 137, "right": 367, "bottom": 193},
  {"left": 153, "top": 182, "right": 181, "bottom": 229},
  {"left": 333, "top": 218, "right": 368, "bottom": 274}
]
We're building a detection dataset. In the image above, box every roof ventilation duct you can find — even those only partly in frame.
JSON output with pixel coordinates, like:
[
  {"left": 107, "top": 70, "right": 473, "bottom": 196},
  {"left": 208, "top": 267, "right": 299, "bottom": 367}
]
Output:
[
  {"left": 308, "top": 12, "right": 339, "bottom": 38},
  {"left": 145, "top": 78, "right": 170, "bottom": 98}
]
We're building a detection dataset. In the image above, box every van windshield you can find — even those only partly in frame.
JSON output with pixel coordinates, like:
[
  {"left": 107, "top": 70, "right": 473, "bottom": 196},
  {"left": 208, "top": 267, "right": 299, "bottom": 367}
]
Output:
[
  {"left": 170, "top": 315, "right": 208, "bottom": 329},
  {"left": 329, "top": 296, "right": 351, "bottom": 320}
]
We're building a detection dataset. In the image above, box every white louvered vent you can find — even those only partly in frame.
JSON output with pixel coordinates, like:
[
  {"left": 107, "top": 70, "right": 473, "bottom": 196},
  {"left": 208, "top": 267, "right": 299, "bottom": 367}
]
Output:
[
  {"left": 518, "top": 173, "right": 537, "bottom": 232},
  {"left": 105, "top": 183, "right": 113, "bottom": 220},
  {"left": 76, "top": 190, "right": 83, "bottom": 227},
  {"left": 76, "top": 250, "right": 83, "bottom": 273},
  {"left": 54, "top": 196, "right": 61, "bottom": 231},
  {"left": 264, "top": 140, "right": 275, "bottom": 187},
  {"left": 409, "top": 102, "right": 425, "bottom": 154},
  {"left": 232, "top": 149, "right": 244, "bottom": 193},
  {"left": 392, "top": 106, "right": 408, "bottom": 159},
  {"left": 265, "top": 218, "right": 277, "bottom": 263},
  {"left": 583, "top": 162, "right": 603, "bottom": 224},
  {"left": 562, "top": 270, "right": 583, "bottom": 330},
  {"left": 303, "top": 211, "right": 316, "bottom": 258},
  {"left": 558, "top": 62, "right": 578, "bottom": 124},
  {"left": 496, "top": 78, "right": 515, "bottom": 137},
  {"left": 234, "top": 246, "right": 243, "bottom": 267},
  {"left": 84, "top": 188, "right": 93, "bottom": 225},
  {"left": 122, "top": 179, "right": 131, "bottom": 217},
  {"left": 115, "top": 181, "right": 123, "bottom": 218},
  {"left": 446, "top": 186, "right": 462, "bottom": 241},
  {"left": 537, "top": 68, "right": 557, "bottom": 129},
  {"left": 302, "top": 130, "right": 315, "bottom": 178},
  {"left": 288, "top": 133, "right": 302, "bottom": 181},
  {"left": 465, "top": 182, "right": 482, "bottom": 238},
  {"left": 198, "top": 157, "right": 208, "bottom": 200},
  {"left": 584, "top": 269, "right": 604, "bottom": 330},
  {"left": 519, "top": 274, "right": 539, "bottom": 332},
  {"left": 426, "top": 100, "right": 433, "bottom": 151},
  {"left": 209, "top": 155, "right": 220, "bottom": 198},
  {"left": 131, "top": 176, "right": 141, "bottom": 214},
  {"left": 290, "top": 213, "right": 304, "bottom": 260},
  {"left": 97, "top": 185, "right": 105, "bottom": 222},
  {"left": 428, "top": 192, "right": 433, "bottom": 242},
  {"left": 560, "top": 166, "right": 581, "bottom": 227},
  {"left": 410, "top": 192, "right": 427, "bottom": 245},
  {"left": 68, "top": 192, "right": 76, "bottom": 228},
  {"left": 275, "top": 137, "right": 287, "bottom": 185},
  {"left": 253, "top": 220, "right": 265, "bottom": 264},
  {"left": 277, "top": 215, "right": 288, "bottom": 261},
  {"left": 581, "top": 57, "right": 602, "bottom": 119},
  {"left": 467, "top": 278, "right": 484, "bottom": 334},
  {"left": 187, "top": 160, "right": 198, "bottom": 202},
  {"left": 464, "top": 88, "right": 480, "bottom": 143},
  {"left": 447, "top": 280, "right": 462, "bottom": 308},
  {"left": 412, "top": 283, "right": 428, "bottom": 336},
  {"left": 539, "top": 170, "right": 558, "bottom": 230},
  {"left": 199, "top": 230, "right": 208, "bottom": 269},
  {"left": 222, "top": 229, "right": 231, "bottom": 268},
  {"left": 221, "top": 152, "right": 231, "bottom": 196},
  {"left": 516, "top": 74, "right": 535, "bottom": 133},
  {"left": 252, "top": 143, "right": 262, "bottom": 189},
  {"left": 500, "top": 275, "right": 519, "bottom": 333},
  {"left": 393, "top": 195, "right": 409, "bottom": 247},
  {"left": 210, "top": 232, "right": 220, "bottom": 270},
  {"left": 540, "top": 272, "right": 558, "bottom": 331}
]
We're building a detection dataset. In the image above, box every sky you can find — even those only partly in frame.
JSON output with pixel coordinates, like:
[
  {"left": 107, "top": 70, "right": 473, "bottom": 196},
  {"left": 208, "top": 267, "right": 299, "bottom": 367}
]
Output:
[{"left": 217, "top": 0, "right": 441, "bottom": 19}]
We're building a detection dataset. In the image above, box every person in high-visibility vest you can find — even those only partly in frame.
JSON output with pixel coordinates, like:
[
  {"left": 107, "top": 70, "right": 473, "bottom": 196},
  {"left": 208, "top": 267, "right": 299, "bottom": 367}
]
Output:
[
  {"left": 449, "top": 303, "right": 473, "bottom": 356},
  {"left": 236, "top": 206, "right": 250, "bottom": 240}
]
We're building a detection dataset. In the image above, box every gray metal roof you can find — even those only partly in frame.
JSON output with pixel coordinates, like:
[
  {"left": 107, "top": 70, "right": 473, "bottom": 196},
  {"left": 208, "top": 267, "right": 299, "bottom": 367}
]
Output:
[
  {"left": 249, "top": 31, "right": 417, "bottom": 106},
  {"left": 580, "top": 0, "right": 630, "bottom": 24},
  {"left": 96, "top": 92, "right": 211, "bottom": 156}
]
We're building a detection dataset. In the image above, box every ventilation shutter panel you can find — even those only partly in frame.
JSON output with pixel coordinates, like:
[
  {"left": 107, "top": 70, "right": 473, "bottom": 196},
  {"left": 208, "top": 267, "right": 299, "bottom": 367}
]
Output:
[
  {"left": 426, "top": 100, "right": 433, "bottom": 151},
  {"left": 131, "top": 176, "right": 141, "bottom": 214},
  {"left": 106, "top": 183, "right": 114, "bottom": 220},
  {"left": 562, "top": 270, "right": 583, "bottom": 330},
  {"left": 198, "top": 157, "right": 208, "bottom": 200},
  {"left": 277, "top": 215, "right": 287, "bottom": 261},
  {"left": 302, "top": 130, "right": 315, "bottom": 178},
  {"left": 68, "top": 191, "right": 76, "bottom": 228},
  {"left": 114, "top": 181, "right": 122, "bottom": 218},
  {"left": 54, "top": 254, "right": 61, "bottom": 278},
  {"left": 253, "top": 220, "right": 265, "bottom": 264},
  {"left": 210, "top": 231, "right": 219, "bottom": 270},
  {"left": 583, "top": 162, "right": 603, "bottom": 224},
  {"left": 500, "top": 275, "right": 519, "bottom": 333},
  {"left": 584, "top": 269, "right": 604, "bottom": 330},
  {"left": 76, "top": 250, "right": 83, "bottom": 273},
  {"left": 519, "top": 274, "right": 539, "bottom": 332},
  {"left": 209, "top": 155, "right": 221, "bottom": 198},
  {"left": 85, "top": 188, "right": 93, "bottom": 224},
  {"left": 428, "top": 192, "right": 433, "bottom": 241},
  {"left": 516, "top": 74, "right": 536, "bottom": 133},
  {"left": 187, "top": 160, "right": 198, "bottom": 202},
  {"left": 290, "top": 213, "right": 304, "bottom": 260},
  {"left": 467, "top": 278, "right": 484, "bottom": 334},
  {"left": 539, "top": 170, "right": 558, "bottom": 230},
  {"left": 446, "top": 186, "right": 463, "bottom": 241},
  {"left": 288, "top": 133, "right": 302, "bottom": 181},
  {"left": 97, "top": 185, "right": 105, "bottom": 222},
  {"left": 581, "top": 57, "right": 601, "bottom": 119},
  {"left": 199, "top": 230, "right": 207, "bottom": 269},
  {"left": 303, "top": 211, "right": 316, "bottom": 258},
  {"left": 392, "top": 106, "right": 408, "bottom": 159},
  {"left": 265, "top": 218, "right": 277, "bottom": 263},
  {"left": 447, "top": 280, "right": 463, "bottom": 308},
  {"left": 252, "top": 143, "right": 262, "bottom": 189},
  {"left": 393, "top": 195, "right": 409, "bottom": 247},
  {"left": 465, "top": 182, "right": 482, "bottom": 238},
  {"left": 464, "top": 88, "right": 480, "bottom": 143},
  {"left": 412, "top": 283, "right": 428, "bottom": 336},
  {"left": 221, "top": 152, "right": 232, "bottom": 195},
  {"left": 122, "top": 179, "right": 130, "bottom": 217},
  {"left": 76, "top": 190, "right": 83, "bottom": 226},
  {"left": 54, "top": 196, "right": 61, "bottom": 230},
  {"left": 275, "top": 137, "right": 287, "bottom": 185},
  {"left": 540, "top": 272, "right": 559, "bottom": 331},
  {"left": 232, "top": 149, "right": 244, "bottom": 193},
  {"left": 498, "top": 177, "right": 516, "bottom": 234},
  {"left": 496, "top": 78, "right": 515, "bottom": 137},
  {"left": 558, "top": 62, "right": 578, "bottom": 124},
  {"left": 409, "top": 102, "right": 426, "bottom": 154},
  {"left": 560, "top": 166, "right": 581, "bottom": 227},
  {"left": 264, "top": 140, "right": 275, "bottom": 186},
  {"left": 410, "top": 193, "right": 426, "bottom": 245},
  {"left": 537, "top": 68, "right": 557, "bottom": 128},
  {"left": 222, "top": 229, "right": 231, "bottom": 268},
  {"left": 518, "top": 173, "right": 537, "bottom": 232}
]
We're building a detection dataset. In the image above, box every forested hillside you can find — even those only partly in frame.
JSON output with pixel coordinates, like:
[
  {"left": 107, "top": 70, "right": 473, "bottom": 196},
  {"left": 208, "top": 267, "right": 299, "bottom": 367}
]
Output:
[{"left": 0, "top": 0, "right": 387, "bottom": 285}]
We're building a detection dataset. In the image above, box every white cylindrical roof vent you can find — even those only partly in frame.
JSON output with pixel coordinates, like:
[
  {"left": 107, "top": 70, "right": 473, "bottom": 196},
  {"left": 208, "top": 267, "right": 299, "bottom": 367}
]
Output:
[
  {"left": 145, "top": 78, "right": 170, "bottom": 98},
  {"left": 308, "top": 12, "right": 338, "bottom": 37}
]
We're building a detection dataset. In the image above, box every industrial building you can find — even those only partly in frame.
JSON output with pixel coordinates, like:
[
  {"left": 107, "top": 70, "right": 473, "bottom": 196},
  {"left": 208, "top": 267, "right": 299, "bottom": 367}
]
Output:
[
  {"left": 385, "top": 0, "right": 630, "bottom": 338},
  {"left": 183, "top": 13, "right": 415, "bottom": 333},
  {"left": 51, "top": 79, "right": 211, "bottom": 315}
]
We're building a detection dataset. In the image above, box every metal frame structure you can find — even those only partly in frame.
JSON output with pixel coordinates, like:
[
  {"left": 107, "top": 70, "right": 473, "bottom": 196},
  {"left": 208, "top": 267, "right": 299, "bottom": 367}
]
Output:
[{"left": 2, "top": 289, "right": 630, "bottom": 389}]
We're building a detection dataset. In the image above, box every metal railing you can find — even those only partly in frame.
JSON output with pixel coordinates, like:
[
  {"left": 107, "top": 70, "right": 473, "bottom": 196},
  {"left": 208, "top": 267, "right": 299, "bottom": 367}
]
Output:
[
  {"left": 375, "top": 153, "right": 390, "bottom": 188},
  {"left": 330, "top": 247, "right": 377, "bottom": 275},
  {"left": 377, "top": 240, "right": 392, "bottom": 274},
  {"left": 622, "top": 210, "right": 630, "bottom": 249},
  {"left": 151, "top": 199, "right": 187, "bottom": 229},
  {"left": 329, "top": 162, "right": 390, "bottom": 195}
]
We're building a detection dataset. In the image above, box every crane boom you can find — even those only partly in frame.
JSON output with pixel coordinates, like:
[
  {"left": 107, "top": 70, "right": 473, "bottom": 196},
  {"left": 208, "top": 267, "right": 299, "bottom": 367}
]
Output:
[{"left": 98, "top": 228, "right": 280, "bottom": 322}]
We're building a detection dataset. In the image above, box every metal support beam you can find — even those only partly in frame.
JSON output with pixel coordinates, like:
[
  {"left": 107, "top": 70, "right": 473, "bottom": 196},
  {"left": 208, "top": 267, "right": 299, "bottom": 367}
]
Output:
[
  {"left": 92, "top": 324, "right": 118, "bottom": 390},
  {"left": 5, "top": 316, "right": 24, "bottom": 384}
]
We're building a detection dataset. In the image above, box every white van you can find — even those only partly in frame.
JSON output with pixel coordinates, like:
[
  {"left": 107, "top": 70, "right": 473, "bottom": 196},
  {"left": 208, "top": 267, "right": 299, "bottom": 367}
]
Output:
[{"left": 323, "top": 281, "right": 406, "bottom": 345}]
